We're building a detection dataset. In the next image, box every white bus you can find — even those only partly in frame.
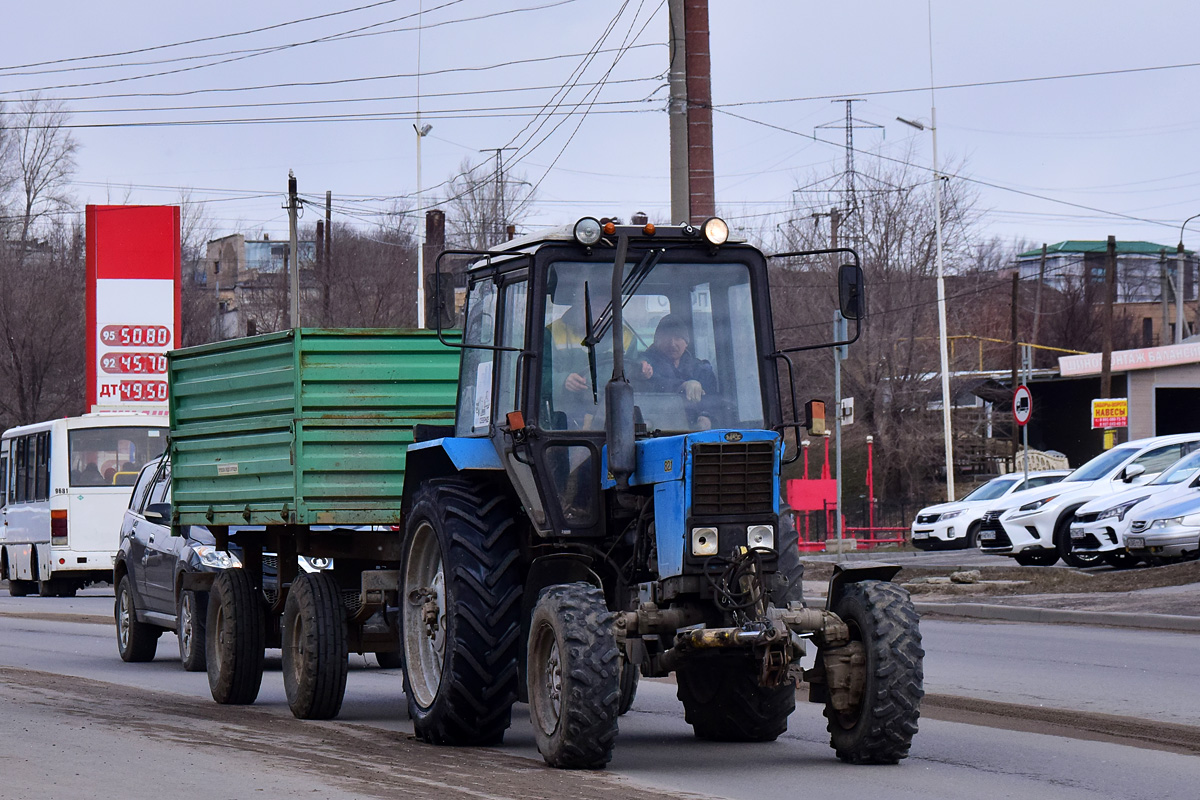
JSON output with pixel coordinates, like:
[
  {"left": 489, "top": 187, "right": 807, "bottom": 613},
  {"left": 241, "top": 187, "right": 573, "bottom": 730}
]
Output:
[{"left": 0, "top": 414, "right": 167, "bottom": 597}]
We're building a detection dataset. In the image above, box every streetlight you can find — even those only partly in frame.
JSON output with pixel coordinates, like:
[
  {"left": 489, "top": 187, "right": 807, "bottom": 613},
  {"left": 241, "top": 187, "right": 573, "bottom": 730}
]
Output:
[
  {"left": 414, "top": 121, "right": 432, "bottom": 329},
  {"left": 897, "top": 113, "right": 955, "bottom": 501},
  {"left": 1177, "top": 213, "right": 1200, "bottom": 344}
]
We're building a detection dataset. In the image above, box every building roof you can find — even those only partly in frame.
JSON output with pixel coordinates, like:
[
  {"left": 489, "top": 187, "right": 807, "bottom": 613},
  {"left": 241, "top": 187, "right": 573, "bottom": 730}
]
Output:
[{"left": 1018, "top": 241, "right": 1193, "bottom": 258}]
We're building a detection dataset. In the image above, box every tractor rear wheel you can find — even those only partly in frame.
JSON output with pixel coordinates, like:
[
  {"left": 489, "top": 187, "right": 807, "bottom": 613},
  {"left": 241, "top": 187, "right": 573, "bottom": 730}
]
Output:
[
  {"left": 401, "top": 479, "right": 521, "bottom": 746},
  {"left": 527, "top": 582, "right": 620, "bottom": 769},
  {"left": 677, "top": 655, "right": 794, "bottom": 742},
  {"left": 824, "top": 580, "right": 923, "bottom": 764}
]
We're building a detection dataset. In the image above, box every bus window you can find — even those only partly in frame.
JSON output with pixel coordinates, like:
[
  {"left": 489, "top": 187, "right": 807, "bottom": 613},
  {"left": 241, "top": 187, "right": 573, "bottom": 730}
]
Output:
[
  {"left": 1, "top": 455, "right": 7, "bottom": 507},
  {"left": 34, "top": 431, "right": 49, "bottom": 501},
  {"left": 68, "top": 427, "right": 167, "bottom": 488}
]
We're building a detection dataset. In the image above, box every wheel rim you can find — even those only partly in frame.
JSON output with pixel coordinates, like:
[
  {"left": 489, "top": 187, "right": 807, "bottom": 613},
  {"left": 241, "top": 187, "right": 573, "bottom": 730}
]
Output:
[
  {"left": 118, "top": 586, "right": 132, "bottom": 651},
  {"left": 179, "top": 594, "right": 194, "bottom": 659},
  {"left": 529, "top": 620, "right": 562, "bottom": 737},
  {"left": 403, "top": 521, "right": 447, "bottom": 709},
  {"left": 285, "top": 594, "right": 305, "bottom": 686}
]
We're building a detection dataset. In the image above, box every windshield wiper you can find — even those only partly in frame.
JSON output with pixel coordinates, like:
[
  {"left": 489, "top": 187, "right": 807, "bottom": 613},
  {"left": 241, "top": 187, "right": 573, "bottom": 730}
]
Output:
[
  {"left": 583, "top": 247, "right": 663, "bottom": 347},
  {"left": 583, "top": 281, "right": 598, "bottom": 404}
]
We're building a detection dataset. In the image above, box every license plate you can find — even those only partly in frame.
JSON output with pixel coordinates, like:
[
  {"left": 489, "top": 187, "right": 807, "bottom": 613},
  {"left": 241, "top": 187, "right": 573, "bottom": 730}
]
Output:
[
  {"left": 1127, "top": 536, "right": 1145, "bottom": 548},
  {"left": 912, "top": 530, "right": 931, "bottom": 540},
  {"left": 979, "top": 530, "right": 997, "bottom": 541}
]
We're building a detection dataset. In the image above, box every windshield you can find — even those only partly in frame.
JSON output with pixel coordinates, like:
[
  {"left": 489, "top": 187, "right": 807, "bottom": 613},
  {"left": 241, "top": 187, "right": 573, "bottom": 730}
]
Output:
[
  {"left": 961, "top": 477, "right": 1019, "bottom": 502},
  {"left": 1152, "top": 449, "right": 1200, "bottom": 485},
  {"left": 1064, "top": 445, "right": 1138, "bottom": 483},
  {"left": 540, "top": 260, "right": 764, "bottom": 433},
  {"left": 69, "top": 427, "right": 167, "bottom": 487}
]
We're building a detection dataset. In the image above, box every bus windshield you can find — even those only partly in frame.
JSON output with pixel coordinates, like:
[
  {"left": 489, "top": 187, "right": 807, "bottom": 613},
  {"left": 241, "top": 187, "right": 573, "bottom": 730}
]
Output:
[
  {"left": 68, "top": 427, "right": 167, "bottom": 487},
  {"left": 540, "top": 260, "right": 764, "bottom": 434}
]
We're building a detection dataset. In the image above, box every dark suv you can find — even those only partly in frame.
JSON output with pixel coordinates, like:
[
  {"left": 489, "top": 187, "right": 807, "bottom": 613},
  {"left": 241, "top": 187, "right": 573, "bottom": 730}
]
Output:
[{"left": 113, "top": 455, "right": 243, "bottom": 670}]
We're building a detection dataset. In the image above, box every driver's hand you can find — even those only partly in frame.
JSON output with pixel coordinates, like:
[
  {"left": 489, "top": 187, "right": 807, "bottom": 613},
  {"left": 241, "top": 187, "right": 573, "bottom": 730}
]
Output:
[
  {"left": 565, "top": 372, "right": 589, "bottom": 392},
  {"left": 682, "top": 380, "right": 704, "bottom": 403},
  {"left": 639, "top": 360, "right": 653, "bottom": 379}
]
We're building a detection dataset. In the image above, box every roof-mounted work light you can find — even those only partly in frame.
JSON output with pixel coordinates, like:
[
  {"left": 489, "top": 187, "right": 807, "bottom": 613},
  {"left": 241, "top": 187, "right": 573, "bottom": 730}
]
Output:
[
  {"left": 702, "top": 217, "right": 729, "bottom": 246},
  {"left": 573, "top": 217, "right": 602, "bottom": 246}
]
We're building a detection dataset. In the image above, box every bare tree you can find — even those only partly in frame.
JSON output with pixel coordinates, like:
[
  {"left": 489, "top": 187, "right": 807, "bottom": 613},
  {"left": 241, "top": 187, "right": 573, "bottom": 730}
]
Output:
[
  {"left": 178, "top": 189, "right": 222, "bottom": 346},
  {"left": 9, "top": 95, "right": 78, "bottom": 255},
  {"left": 440, "top": 158, "right": 535, "bottom": 250}
]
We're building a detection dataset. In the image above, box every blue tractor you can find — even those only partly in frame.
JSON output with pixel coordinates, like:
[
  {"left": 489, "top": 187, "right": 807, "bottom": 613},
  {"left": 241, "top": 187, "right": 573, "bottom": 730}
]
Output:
[{"left": 401, "top": 217, "right": 923, "bottom": 768}]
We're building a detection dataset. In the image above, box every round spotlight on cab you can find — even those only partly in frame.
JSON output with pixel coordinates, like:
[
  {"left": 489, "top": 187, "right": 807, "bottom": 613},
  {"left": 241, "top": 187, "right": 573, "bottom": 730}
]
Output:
[
  {"left": 702, "top": 216, "right": 729, "bottom": 246},
  {"left": 573, "top": 217, "right": 602, "bottom": 246}
]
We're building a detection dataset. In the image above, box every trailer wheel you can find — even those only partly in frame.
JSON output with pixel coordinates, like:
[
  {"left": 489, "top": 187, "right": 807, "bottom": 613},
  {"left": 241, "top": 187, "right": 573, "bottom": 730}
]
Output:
[
  {"left": 617, "top": 654, "right": 639, "bottom": 715},
  {"left": 282, "top": 572, "right": 348, "bottom": 719},
  {"left": 824, "top": 580, "right": 923, "bottom": 764},
  {"left": 116, "top": 575, "right": 159, "bottom": 662},
  {"left": 527, "top": 583, "right": 619, "bottom": 769},
  {"left": 206, "top": 568, "right": 265, "bottom": 705},
  {"left": 177, "top": 589, "right": 208, "bottom": 672},
  {"left": 402, "top": 479, "right": 522, "bottom": 746},
  {"left": 677, "top": 656, "right": 794, "bottom": 742}
]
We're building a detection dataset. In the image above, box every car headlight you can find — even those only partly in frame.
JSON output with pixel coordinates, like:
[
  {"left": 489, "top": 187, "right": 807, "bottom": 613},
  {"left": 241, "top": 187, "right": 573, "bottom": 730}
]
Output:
[
  {"left": 747, "top": 525, "right": 774, "bottom": 550},
  {"left": 194, "top": 545, "right": 242, "bottom": 570},
  {"left": 939, "top": 510, "right": 962, "bottom": 520},
  {"left": 1151, "top": 517, "right": 1184, "bottom": 529},
  {"left": 1018, "top": 495, "right": 1058, "bottom": 513},
  {"left": 1097, "top": 496, "right": 1148, "bottom": 522},
  {"left": 691, "top": 527, "right": 718, "bottom": 556}
]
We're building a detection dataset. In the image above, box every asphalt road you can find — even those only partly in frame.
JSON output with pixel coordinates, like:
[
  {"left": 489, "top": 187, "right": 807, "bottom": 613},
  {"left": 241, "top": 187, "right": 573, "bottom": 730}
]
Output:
[{"left": 1, "top": 589, "right": 1198, "bottom": 800}]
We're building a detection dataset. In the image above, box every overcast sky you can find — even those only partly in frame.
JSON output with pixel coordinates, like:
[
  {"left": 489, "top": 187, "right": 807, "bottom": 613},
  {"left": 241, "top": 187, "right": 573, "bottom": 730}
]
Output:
[{"left": 5, "top": 1, "right": 1200, "bottom": 254}]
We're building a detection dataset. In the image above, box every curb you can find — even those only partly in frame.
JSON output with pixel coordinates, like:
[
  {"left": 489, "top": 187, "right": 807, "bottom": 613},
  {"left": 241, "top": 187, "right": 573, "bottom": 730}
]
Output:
[{"left": 916, "top": 602, "right": 1200, "bottom": 633}]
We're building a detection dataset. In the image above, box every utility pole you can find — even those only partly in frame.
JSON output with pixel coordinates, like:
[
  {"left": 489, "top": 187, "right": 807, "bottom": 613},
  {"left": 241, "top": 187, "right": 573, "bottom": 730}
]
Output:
[
  {"left": 667, "top": 0, "right": 714, "bottom": 224},
  {"left": 1010, "top": 272, "right": 1019, "bottom": 470},
  {"left": 287, "top": 170, "right": 300, "bottom": 329},
  {"left": 1161, "top": 249, "right": 1170, "bottom": 345},
  {"left": 480, "top": 147, "right": 517, "bottom": 245},
  {"left": 1176, "top": 241, "right": 1187, "bottom": 343},
  {"left": 1031, "top": 244, "right": 1046, "bottom": 352},
  {"left": 324, "top": 191, "right": 332, "bottom": 326},
  {"left": 1100, "top": 235, "right": 1116, "bottom": 399}
]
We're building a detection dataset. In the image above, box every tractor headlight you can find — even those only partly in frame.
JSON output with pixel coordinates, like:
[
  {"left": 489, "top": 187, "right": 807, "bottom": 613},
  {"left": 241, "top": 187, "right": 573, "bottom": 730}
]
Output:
[
  {"left": 573, "top": 217, "right": 602, "bottom": 246},
  {"left": 701, "top": 217, "right": 729, "bottom": 246},
  {"left": 691, "top": 527, "right": 718, "bottom": 556},
  {"left": 747, "top": 524, "right": 775, "bottom": 550},
  {"left": 194, "top": 546, "right": 242, "bottom": 570}
]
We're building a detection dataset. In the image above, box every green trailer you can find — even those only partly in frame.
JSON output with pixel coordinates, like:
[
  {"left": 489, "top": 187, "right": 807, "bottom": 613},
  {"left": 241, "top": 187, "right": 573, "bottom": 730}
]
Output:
[{"left": 169, "top": 328, "right": 459, "bottom": 527}]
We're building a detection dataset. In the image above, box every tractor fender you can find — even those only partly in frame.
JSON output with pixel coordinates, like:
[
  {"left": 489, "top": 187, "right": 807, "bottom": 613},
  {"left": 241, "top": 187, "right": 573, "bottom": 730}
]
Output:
[
  {"left": 400, "top": 437, "right": 504, "bottom": 516},
  {"left": 825, "top": 561, "right": 902, "bottom": 611}
]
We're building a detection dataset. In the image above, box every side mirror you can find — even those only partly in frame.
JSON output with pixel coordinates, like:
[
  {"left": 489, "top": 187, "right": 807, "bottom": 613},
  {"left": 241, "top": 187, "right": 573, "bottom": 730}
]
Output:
[
  {"left": 144, "top": 502, "right": 172, "bottom": 525},
  {"left": 1122, "top": 463, "right": 1146, "bottom": 483},
  {"left": 838, "top": 263, "right": 865, "bottom": 320}
]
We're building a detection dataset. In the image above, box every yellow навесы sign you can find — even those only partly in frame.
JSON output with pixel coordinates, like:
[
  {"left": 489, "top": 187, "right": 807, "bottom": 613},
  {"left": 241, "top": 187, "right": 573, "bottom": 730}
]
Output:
[{"left": 1091, "top": 398, "right": 1128, "bottom": 429}]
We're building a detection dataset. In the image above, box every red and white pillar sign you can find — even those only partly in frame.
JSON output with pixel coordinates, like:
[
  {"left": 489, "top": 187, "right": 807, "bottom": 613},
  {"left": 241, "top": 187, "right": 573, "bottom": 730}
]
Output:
[{"left": 85, "top": 205, "right": 181, "bottom": 415}]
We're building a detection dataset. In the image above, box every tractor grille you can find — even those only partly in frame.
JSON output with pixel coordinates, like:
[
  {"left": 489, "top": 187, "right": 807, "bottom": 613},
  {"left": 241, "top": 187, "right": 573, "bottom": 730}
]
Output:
[{"left": 691, "top": 441, "right": 775, "bottom": 516}]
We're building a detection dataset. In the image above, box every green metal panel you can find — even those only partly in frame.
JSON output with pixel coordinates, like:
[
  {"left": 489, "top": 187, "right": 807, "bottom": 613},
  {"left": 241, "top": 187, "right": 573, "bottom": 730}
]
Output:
[{"left": 169, "top": 329, "right": 461, "bottom": 526}]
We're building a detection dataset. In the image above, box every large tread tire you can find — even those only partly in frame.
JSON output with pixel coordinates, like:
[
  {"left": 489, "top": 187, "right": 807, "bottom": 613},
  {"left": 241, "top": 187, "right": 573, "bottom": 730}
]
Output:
[
  {"left": 1014, "top": 549, "right": 1059, "bottom": 567},
  {"left": 282, "top": 572, "right": 349, "bottom": 720},
  {"left": 824, "top": 580, "right": 923, "bottom": 764},
  {"left": 770, "top": 508, "right": 806, "bottom": 607},
  {"left": 617, "top": 655, "right": 639, "bottom": 716},
  {"left": 527, "top": 583, "right": 620, "bottom": 769},
  {"left": 206, "top": 568, "right": 266, "bottom": 705},
  {"left": 178, "top": 588, "right": 208, "bottom": 672},
  {"left": 677, "top": 655, "right": 795, "bottom": 742},
  {"left": 402, "top": 479, "right": 522, "bottom": 746},
  {"left": 115, "top": 575, "right": 160, "bottom": 662}
]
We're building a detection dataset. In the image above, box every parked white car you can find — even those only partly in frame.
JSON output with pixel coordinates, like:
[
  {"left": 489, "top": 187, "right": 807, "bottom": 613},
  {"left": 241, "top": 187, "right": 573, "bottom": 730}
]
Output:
[
  {"left": 977, "top": 433, "right": 1200, "bottom": 566},
  {"left": 1124, "top": 493, "right": 1200, "bottom": 561},
  {"left": 910, "top": 470, "right": 1070, "bottom": 550},
  {"left": 1069, "top": 449, "right": 1200, "bottom": 567}
]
